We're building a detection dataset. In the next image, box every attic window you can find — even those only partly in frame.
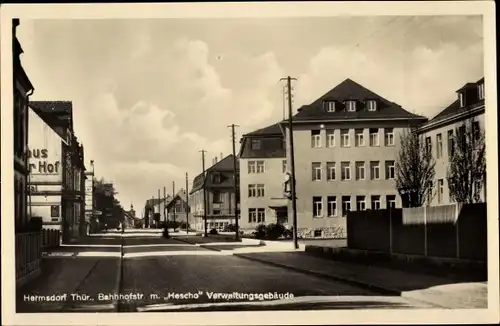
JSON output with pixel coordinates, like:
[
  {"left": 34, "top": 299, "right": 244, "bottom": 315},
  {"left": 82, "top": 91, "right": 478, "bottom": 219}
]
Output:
[
  {"left": 478, "top": 83, "right": 485, "bottom": 100},
  {"left": 367, "top": 100, "right": 377, "bottom": 111},
  {"left": 459, "top": 92, "right": 465, "bottom": 107},
  {"left": 346, "top": 101, "right": 356, "bottom": 112},
  {"left": 212, "top": 173, "right": 221, "bottom": 183},
  {"left": 251, "top": 139, "right": 261, "bottom": 150},
  {"left": 325, "top": 101, "right": 336, "bottom": 112}
]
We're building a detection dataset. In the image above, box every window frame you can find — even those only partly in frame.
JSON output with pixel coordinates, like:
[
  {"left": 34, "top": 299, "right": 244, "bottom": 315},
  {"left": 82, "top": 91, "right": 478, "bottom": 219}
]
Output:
[
  {"left": 355, "top": 161, "right": 365, "bottom": 180},
  {"left": 341, "top": 162, "right": 351, "bottom": 181},
  {"left": 326, "top": 162, "right": 336, "bottom": 181},
  {"left": 313, "top": 196, "right": 323, "bottom": 218},
  {"left": 355, "top": 129, "right": 365, "bottom": 147},
  {"left": 370, "top": 161, "right": 380, "bottom": 180},
  {"left": 384, "top": 128, "right": 395, "bottom": 146},
  {"left": 369, "top": 128, "right": 379, "bottom": 146},
  {"left": 312, "top": 162, "right": 322, "bottom": 181},
  {"left": 340, "top": 129, "right": 350, "bottom": 147},
  {"left": 327, "top": 196, "right": 337, "bottom": 217}
]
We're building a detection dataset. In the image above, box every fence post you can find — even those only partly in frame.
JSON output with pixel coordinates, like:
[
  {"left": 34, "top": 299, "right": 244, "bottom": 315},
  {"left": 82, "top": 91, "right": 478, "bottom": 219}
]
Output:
[{"left": 424, "top": 206, "right": 428, "bottom": 256}]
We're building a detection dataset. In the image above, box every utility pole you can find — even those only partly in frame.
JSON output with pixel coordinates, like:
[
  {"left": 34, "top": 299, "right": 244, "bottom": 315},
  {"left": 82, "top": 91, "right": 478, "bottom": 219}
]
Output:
[
  {"left": 280, "top": 76, "right": 298, "bottom": 249},
  {"left": 150, "top": 196, "right": 154, "bottom": 228},
  {"left": 172, "top": 181, "right": 176, "bottom": 232},
  {"left": 157, "top": 189, "right": 161, "bottom": 229},
  {"left": 200, "top": 150, "right": 208, "bottom": 236},
  {"left": 163, "top": 186, "right": 167, "bottom": 224},
  {"left": 185, "top": 172, "right": 189, "bottom": 235},
  {"left": 227, "top": 124, "right": 240, "bottom": 241}
]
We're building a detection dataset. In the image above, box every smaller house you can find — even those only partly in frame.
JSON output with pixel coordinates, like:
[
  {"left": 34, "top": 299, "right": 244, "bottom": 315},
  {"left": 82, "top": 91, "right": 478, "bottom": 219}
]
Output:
[{"left": 165, "top": 189, "right": 191, "bottom": 226}]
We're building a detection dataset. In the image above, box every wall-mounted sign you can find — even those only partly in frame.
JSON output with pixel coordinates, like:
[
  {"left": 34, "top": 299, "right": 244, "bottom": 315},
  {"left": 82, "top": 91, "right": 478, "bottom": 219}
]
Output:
[
  {"left": 50, "top": 205, "right": 60, "bottom": 217},
  {"left": 28, "top": 149, "right": 61, "bottom": 174}
]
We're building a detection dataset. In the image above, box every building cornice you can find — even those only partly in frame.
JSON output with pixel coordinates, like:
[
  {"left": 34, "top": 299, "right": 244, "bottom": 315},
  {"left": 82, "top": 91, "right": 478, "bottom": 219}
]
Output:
[
  {"left": 280, "top": 116, "right": 427, "bottom": 126},
  {"left": 418, "top": 104, "right": 485, "bottom": 133}
]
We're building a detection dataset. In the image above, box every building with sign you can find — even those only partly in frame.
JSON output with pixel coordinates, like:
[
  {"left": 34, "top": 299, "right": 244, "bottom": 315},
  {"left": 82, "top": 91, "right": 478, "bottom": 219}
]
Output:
[
  {"left": 238, "top": 122, "right": 288, "bottom": 233},
  {"left": 281, "top": 78, "right": 427, "bottom": 238},
  {"left": 29, "top": 101, "right": 87, "bottom": 243},
  {"left": 189, "top": 155, "right": 239, "bottom": 232},
  {"left": 84, "top": 161, "right": 94, "bottom": 234}
]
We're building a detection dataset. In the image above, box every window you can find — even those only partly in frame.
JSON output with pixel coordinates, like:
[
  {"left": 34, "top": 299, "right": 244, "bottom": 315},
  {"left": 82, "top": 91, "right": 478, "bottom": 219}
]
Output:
[
  {"left": 447, "top": 130, "right": 454, "bottom": 157},
  {"left": 425, "top": 136, "right": 432, "bottom": 154},
  {"left": 427, "top": 180, "right": 434, "bottom": 204},
  {"left": 473, "top": 121, "right": 481, "bottom": 141},
  {"left": 370, "top": 161, "right": 380, "bottom": 180},
  {"left": 438, "top": 179, "right": 444, "bottom": 204},
  {"left": 313, "top": 197, "right": 323, "bottom": 217},
  {"left": 212, "top": 173, "right": 221, "bottom": 183},
  {"left": 248, "top": 184, "right": 256, "bottom": 197},
  {"left": 386, "top": 195, "right": 396, "bottom": 209},
  {"left": 436, "top": 133, "right": 443, "bottom": 158},
  {"left": 340, "top": 129, "right": 350, "bottom": 147},
  {"left": 341, "top": 162, "right": 351, "bottom": 181},
  {"left": 314, "top": 229, "right": 323, "bottom": 237},
  {"left": 282, "top": 160, "right": 287, "bottom": 173},
  {"left": 213, "top": 209, "right": 221, "bottom": 215},
  {"left": 326, "top": 101, "right": 336, "bottom": 112},
  {"left": 459, "top": 92, "right": 465, "bottom": 107},
  {"left": 326, "top": 162, "right": 336, "bottom": 181},
  {"left": 312, "top": 162, "right": 322, "bottom": 181},
  {"left": 385, "top": 161, "right": 395, "bottom": 179},
  {"left": 355, "top": 129, "right": 365, "bottom": 147},
  {"left": 326, "top": 130, "right": 335, "bottom": 147},
  {"left": 256, "top": 161, "right": 265, "bottom": 173},
  {"left": 248, "top": 161, "right": 256, "bottom": 174},
  {"left": 478, "top": 83, "right": 485, "bottom": 100},
  {"left": 257, "top": 208, "right": 265, "bottom": 223},
  {"left": 371, "top": 195, "right": 381, "bottom": 210},
  {"left": 257, "top": 184, "right": 265, "bottom": 197},
  {"left": 341, "top": 196, "right": 351, "bottom": 216},
  {"left": 249, "top": 208, "right": 257, "bottom": 223},
  {"left": 367, "top": 100, "right": 377, "bottom": 111},
  {"left": 458, "top": 125, "right": 466, "bottom": 144},
  {"left": 251, "top": 139, "right": 261, "bottom": 150},
  {"left": 311, "top": 130, "right": 321, "bottom": 148},
  {"left": 384, "top": 128, "right": 395, "bottom": 146},
  {"left": 346, "top": 100, "right": 356, "bottom": 112},
  {"left": 213, "top": 191, "right": 221, "bottom": 203},
  {"left": 327, "top": 196, "right": 337, "bottom": 217},
  {"left": 369, "top": 128, "right": 379, "bottom": 146},
  {"left": 355, "top": 161, "right": 365, "bottom": 180},
  {"left": 356, "top": 196, "right": 366, "bottom": 211}
]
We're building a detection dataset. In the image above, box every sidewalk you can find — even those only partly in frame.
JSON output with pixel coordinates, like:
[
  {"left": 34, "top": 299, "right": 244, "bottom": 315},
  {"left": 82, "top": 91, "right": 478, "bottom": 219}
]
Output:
[
  {"left": 234, "top": 251, "right": 487, "bottom": 309},
  {"left": 17, "top": 255, "right": 121, "bottom": 312}
]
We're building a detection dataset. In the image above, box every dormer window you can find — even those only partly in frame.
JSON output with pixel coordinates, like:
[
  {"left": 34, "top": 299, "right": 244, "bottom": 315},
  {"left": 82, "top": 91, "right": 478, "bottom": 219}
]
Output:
[
  {"left": 478, "top": 83, "right": 485, "bottom": 100},
  {"left": 346, "top": 101, "right": 356, "bottom": 112},
  {"left": 459, "top": 92, "right": 465, "bottom": 107},
  {"left": 366, "top": 100, "right": 377, "bottom": 111},
  {"left": 325, "top": 101, "right": 336, "bottom": 112},
  {"left": 212, "top": 173, "right": 221, "bottom": 183},
  {"left": 251, "top": 139, "right": 261, "bottom": 150}
]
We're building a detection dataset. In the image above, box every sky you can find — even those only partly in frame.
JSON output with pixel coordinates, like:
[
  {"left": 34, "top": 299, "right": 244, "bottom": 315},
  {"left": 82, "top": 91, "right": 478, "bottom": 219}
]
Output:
[{"left": 16, "top": 15, "right": 484, "bottom": 214}]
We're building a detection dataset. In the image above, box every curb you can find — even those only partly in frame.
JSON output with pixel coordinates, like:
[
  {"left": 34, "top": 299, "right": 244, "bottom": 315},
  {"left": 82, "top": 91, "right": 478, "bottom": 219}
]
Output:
[
  {"left": 113, "top": 234, "right": 124, "bottom": 312},
  {"left": 233, "top": 254, "right": 402, "bottom": 296}
]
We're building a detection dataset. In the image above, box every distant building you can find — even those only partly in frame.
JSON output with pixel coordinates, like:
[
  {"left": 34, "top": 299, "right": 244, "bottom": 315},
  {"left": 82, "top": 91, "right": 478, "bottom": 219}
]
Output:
[
  {"left": 282, "top": 78, "right": 427, "bottom": 238},
  {"left": 418, "top": 77, "right": 486, "bottom": 205},
  {"left": 238, "top": 122, "right": 288, "bottom": 232},
  {"left": 189, "top": 155, "right": 239, "bottom": 232},
  {"left": 124, "top": 204, "right": 136, "bottom": 228},
  {"left": 165, "top": 189, "right": 191, "bottom": 226},
  {"left": 144, "top": 196, "right": 172, "bottom": 228},
  {"left": 84, "top": 161, "right": 95, "bottom": 234}
]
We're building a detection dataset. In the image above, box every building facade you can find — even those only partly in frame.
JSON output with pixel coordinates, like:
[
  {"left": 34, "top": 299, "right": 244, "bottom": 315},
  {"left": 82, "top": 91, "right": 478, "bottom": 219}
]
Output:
[
  {"left": 27, "top": 106, "right": 65, "bottom": 232},
  {"left": 283, "top": 78, "right": 427, "bottom": 238},
  {"left": 189, "top": 155, "right": 240, "bottom": 232},
  {"left": 13, "top": 19, "right": 35, "bottom": 232},
  {"left": 418, "top": 78, "right": 486, "bottom": 206},
  {"left": 238, "top": 123, "right": 288, "bottom": 233},
  {"left": 166, "top": 189, "right": 191, "bottom": 226},
  {"left": 84, "top": 161, "right": 94, "bottom": 235}
]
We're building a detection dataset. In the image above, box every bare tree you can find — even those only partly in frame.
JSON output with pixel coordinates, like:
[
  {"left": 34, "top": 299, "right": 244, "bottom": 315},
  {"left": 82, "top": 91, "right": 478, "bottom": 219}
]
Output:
[
  {"left": 395, "top": 128, "right": 436, "bottom": 207},
  {"left": 447, "top": 117, "right": 486, "bottom": 203}
]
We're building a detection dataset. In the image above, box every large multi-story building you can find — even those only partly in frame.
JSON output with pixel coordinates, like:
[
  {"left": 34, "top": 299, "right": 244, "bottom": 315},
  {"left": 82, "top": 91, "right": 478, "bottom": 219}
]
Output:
[
  {"left": 189, "top": 155, "right": 239, "bottom": 232},
  {"left": 282, "top": 78, "right": 428, "bottom": 238},
  {"left": 418, "top": 77, "right": 486, "bottom": 206},
  {"left": 238, "top": 123, "right": 288, "bottom": 232}
]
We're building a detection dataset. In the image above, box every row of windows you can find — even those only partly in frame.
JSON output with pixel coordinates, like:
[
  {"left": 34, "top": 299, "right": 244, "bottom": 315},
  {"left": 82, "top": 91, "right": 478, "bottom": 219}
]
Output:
[
  {"left": 312, "top": 161, "right": 395, "bottom": 181},
  {"left": 324, "top": 100, "right": 378, "bottom": 113},
  {"left": 312, "top": 195, "right": 397, "bottom": 218},
  {"left": 425, "top": 122, "right": 480, "bottom": 159},
  {"left": 311, "top": 128, "right": 395, "bottom": 149},
  {"left": 248, "top": 208, "right": 266, "bottom": 223}
]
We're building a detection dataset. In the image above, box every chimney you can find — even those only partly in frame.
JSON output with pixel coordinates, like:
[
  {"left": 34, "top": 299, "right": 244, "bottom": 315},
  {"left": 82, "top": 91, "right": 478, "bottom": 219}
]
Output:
[
  {"left": 215, "top": 157, "right": 218, "bottom": 164},
  {"left": 220, "top": 153, "right": 223, "bottom": 160}
]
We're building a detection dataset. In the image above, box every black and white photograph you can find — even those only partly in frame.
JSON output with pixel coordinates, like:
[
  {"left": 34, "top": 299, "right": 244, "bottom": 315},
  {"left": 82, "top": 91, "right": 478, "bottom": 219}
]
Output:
[{"left": 1, "top": 2, "right": 498, "bottom": 325}]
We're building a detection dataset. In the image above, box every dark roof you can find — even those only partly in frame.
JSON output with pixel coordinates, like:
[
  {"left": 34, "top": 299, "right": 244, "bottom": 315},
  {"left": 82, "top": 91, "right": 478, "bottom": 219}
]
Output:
[
  {"left": 292, "top": 78, "right": 427, "bottom": 122},
  {"left": 190, "top": 154, "right": 238, "bottom": 194},
  {"left": 165, "top": 190, "right": 190, "bottom": 209},
  {"left": 145, "top": 195, "right": 172, "bottom": 208},
  {"left": 423, "top": 77, "right": 485, "bottom": 127},
  {"left": 29, "top": 101, "right": 73, "bottom": 139},
  {"left": 244, "top": 122, "right": 283, "bottom": 137}
]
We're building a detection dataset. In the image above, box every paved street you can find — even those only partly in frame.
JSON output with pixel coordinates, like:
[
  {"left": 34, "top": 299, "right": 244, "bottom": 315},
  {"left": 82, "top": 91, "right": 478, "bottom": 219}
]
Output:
[{"left": 17, "top": 229, "right": 438, "bottom": 313}]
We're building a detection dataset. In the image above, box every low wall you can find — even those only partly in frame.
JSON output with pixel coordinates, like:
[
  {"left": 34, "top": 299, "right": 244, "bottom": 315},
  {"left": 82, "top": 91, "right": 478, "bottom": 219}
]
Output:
[
  {"left": 347, "top": 203, "right": 487, "bottom": 262},
  {"left": 42, "top": 228, "right": 61, "bottom": 249}
]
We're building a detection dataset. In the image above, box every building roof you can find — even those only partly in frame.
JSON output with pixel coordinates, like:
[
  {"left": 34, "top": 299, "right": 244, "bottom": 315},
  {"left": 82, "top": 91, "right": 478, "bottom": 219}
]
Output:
[
  {"left": 190, "top": 154, "right": 238, "bottom": 194},
  {"left": 291, "top": 78, "right": 427, "bottom": 122},
  {"left": 29, "top": 101, "right": 73, "bottom": 139},
  {"left": 243, "top": 122, "right": 283, "bottom": 137},
  {"left": 165, "top": 189, "right": 190, "bottom": 209},
  {"left": 145, "top": 195, "right": 172, "bottom": 208},
  {"left": 422, "top": 77, "right": 485, "bottom": 129}
]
